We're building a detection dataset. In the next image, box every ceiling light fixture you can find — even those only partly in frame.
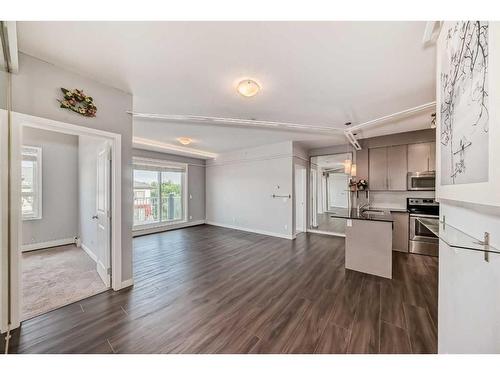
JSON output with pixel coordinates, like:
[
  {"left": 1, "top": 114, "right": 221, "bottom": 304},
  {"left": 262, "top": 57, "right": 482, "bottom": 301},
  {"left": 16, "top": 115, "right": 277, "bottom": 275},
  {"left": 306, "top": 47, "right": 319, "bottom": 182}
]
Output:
[
  {"left": 237, "top": 79, "right": 261, "bottom": 97},
  {"left": 177, "top": 137, "right": 193, "bottom": 145}
]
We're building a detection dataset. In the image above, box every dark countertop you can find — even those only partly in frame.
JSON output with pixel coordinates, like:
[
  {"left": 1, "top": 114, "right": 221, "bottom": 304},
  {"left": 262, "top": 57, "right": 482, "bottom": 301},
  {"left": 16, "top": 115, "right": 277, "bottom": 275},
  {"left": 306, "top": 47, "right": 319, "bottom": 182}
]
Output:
[{"left": 326, "top": 207, "right": 394, "bottom": 222}]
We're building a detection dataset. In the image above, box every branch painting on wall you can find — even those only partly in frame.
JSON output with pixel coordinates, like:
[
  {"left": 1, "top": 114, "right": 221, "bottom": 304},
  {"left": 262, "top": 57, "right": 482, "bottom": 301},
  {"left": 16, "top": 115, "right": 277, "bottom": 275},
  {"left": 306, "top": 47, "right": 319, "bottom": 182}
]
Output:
[
  {"left": 440, "top": 21, "right": 489, "bottom": 185},
  {"left": 57, "top": 88, "right": 97, "bottom": 117}
]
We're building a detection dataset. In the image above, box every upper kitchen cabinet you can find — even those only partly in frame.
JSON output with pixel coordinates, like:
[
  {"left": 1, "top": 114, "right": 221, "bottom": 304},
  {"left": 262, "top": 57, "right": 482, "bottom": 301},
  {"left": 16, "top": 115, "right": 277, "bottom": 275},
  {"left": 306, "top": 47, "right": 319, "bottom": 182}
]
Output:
[
  {"left": 387, "top": 145, "right": 408, "bottom": 190},
  {"left": 369, "top": 147, "right": 388, "bottom": 190},
  {"left": 369, "top": 145, "right": 408, "bottom": 191},
  {"left": 408, "top": 142, "right": 436, "bottom": 172}
]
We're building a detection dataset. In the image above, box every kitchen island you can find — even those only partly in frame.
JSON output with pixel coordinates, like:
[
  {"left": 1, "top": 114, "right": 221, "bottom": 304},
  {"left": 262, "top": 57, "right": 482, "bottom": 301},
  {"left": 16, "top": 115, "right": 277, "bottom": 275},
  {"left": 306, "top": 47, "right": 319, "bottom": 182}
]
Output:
[{"left": 328, "top": 207, "right": 394, "bottom": 279}]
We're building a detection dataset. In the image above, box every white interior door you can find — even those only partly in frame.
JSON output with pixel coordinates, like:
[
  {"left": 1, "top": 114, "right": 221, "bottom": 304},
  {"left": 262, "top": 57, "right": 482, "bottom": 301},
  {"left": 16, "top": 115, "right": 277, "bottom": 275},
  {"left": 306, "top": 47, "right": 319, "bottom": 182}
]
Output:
[{"left": 96, "top": 144, "right": 111, "bottom": 287}]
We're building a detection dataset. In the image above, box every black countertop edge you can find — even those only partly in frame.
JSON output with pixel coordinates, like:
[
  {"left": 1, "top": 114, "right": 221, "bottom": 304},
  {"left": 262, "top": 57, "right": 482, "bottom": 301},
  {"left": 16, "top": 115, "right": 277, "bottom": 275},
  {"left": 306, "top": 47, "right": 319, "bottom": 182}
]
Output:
[{"left": 326, "top": 208, "right": 394, "bottom": 222}]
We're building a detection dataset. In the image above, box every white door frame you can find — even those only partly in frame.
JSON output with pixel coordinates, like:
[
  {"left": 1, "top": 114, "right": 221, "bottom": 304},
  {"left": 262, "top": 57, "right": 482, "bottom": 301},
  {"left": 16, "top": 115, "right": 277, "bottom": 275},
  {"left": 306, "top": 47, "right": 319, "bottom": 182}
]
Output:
[
  {"left": 9, "top": 112, "right": 122, "bottom": 329},
  {"left": 294, "top": 164, "right": 307, "bottom": 235}
]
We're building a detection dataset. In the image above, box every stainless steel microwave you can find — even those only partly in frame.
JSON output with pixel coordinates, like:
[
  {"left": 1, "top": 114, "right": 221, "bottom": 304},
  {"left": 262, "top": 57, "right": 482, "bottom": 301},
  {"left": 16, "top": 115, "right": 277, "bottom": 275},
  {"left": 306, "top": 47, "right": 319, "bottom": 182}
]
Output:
[{"left": 407, "top": 171, "right": 436, "bottom": 191}]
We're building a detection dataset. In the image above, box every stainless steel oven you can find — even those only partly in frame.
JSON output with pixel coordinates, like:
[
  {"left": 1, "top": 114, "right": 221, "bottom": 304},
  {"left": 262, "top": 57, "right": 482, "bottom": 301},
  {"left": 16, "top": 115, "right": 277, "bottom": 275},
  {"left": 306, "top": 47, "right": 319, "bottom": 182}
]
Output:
[
  {"left": 407, "top": 171, "right": 436, "bottom": 191},
  {"left": 409, "top": 214, "right": 438, "bottom": 256},
  {"left": 407, "top": 198, "right": 439, "bottom": 257}
]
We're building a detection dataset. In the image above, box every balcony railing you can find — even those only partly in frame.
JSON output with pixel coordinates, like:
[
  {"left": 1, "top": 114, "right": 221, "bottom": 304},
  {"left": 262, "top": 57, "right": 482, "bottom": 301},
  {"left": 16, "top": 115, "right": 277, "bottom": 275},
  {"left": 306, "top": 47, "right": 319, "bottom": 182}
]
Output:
[{"left": 133, "top": 195, "right": 182, "bottom": 226}]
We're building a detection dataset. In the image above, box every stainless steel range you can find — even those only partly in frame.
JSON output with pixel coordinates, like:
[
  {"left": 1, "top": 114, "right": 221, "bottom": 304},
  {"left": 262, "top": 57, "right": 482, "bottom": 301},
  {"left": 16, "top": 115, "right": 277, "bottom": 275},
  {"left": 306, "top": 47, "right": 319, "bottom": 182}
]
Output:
[{"left": 407, "top": 198, "right": 439, "bottom": 257}]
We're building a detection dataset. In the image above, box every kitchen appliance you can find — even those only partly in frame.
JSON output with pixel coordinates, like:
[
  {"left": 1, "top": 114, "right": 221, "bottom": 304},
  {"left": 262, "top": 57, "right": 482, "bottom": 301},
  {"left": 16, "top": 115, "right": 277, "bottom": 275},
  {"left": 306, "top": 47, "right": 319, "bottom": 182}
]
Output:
[
  {"left": 407, "top": 198, "right": 439, "bottom": 256},
  {"left": 407, "top": 171, "right": 436, "bottom": 191}
]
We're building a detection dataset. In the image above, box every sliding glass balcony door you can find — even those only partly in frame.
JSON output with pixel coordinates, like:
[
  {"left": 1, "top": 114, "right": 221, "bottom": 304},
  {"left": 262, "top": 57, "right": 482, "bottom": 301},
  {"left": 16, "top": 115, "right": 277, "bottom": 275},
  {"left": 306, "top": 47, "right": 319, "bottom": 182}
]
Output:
[
  {"left": 133, "top": 169, "right": 160, "bottom": 226},
  {"left": 133, "top": 160, "right": 186, "bottom": 228}
]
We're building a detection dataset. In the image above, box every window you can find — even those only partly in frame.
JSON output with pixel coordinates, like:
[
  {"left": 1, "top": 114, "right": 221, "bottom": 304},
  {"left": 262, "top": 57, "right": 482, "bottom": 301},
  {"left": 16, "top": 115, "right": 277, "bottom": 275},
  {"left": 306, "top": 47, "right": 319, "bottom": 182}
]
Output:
[
  {"left": 22, "top": 146, "right": 42, "bottom": 220},
  {"left": 133, "top": 158, "right": 187, "bottom": 227}
]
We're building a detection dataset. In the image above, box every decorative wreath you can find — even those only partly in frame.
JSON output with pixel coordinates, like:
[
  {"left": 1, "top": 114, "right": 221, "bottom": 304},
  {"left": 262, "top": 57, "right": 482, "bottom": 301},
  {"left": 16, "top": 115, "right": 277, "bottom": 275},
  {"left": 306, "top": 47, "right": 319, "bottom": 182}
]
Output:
[{"left": 58, "top": 88, "right": 97, "bottom": 117}]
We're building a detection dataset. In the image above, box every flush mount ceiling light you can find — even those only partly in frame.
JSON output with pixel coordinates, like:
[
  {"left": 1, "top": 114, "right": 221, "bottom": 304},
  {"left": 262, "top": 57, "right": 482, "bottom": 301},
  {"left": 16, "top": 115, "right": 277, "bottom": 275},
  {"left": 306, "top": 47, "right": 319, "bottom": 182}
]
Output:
[
  {"left": 237, "top": 79, "right": 261, "bottom": 97},
  {"left": 177, "top": 137, "right": 193, "bottom": 145}
]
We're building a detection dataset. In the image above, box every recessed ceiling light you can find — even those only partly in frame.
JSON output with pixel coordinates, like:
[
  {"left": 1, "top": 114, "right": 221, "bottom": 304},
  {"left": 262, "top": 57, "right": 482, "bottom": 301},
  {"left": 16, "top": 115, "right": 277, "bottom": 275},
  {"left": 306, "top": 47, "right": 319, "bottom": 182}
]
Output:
[
  {"left": 237, "top": 79, "right": 261, "bottom": 97},
  {"left": 177, "top": 137, "right": 192, "bottom": 145}
]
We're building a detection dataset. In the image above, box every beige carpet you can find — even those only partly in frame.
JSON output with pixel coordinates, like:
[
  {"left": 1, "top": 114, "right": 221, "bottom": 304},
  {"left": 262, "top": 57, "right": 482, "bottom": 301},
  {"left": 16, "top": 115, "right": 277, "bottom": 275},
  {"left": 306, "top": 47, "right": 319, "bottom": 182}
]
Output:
[{"left": 22, "top": 244, "right": 108, "bottom": 321}]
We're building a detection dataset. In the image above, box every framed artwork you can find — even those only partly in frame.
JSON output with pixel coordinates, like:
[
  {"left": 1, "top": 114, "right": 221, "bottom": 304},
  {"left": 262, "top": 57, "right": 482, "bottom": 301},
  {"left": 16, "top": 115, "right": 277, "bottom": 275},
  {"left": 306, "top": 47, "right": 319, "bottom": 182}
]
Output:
[{"left": 436, "top": 21, "right": 500, "bottom": 207}]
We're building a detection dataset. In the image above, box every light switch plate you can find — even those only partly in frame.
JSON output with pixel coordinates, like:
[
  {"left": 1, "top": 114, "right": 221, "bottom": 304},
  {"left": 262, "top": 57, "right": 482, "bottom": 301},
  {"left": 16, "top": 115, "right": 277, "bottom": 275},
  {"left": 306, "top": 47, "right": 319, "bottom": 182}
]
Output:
[{"left": 347, "top": 219, "right": 352, "bottom": 227}]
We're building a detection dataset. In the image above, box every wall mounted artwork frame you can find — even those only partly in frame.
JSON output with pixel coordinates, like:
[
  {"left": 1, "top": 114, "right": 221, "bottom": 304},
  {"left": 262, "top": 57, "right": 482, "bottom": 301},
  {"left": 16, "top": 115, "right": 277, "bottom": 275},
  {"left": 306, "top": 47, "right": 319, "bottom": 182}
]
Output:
[{"left": 436, "top": 21, "right": 500, "bottom": 207}]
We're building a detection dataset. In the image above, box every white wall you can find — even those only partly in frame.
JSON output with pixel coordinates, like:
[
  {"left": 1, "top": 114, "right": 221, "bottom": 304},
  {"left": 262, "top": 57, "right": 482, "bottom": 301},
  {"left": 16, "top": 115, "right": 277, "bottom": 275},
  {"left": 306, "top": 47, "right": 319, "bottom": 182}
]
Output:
[
  {"left": 22, "top": 127, "right": 79, "bottom": 248},
  {"left": 436, "top": 22, "right": 500, "bottom": 353},
  {"left": 438, "top": 202, "right": 500, "bottom": 353},
  {"left": 78, "top": 135, "right": 107, "bottom": 260},
  {"left": 206, "top": 141, "right": 294, "bottom": 239}
]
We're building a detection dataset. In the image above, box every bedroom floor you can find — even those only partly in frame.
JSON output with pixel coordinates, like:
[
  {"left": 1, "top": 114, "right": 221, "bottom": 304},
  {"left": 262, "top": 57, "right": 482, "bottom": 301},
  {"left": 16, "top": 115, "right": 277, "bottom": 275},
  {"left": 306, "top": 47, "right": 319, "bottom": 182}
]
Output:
[{"left": 22, "top": 244, "right": 108, "bottom": 320}]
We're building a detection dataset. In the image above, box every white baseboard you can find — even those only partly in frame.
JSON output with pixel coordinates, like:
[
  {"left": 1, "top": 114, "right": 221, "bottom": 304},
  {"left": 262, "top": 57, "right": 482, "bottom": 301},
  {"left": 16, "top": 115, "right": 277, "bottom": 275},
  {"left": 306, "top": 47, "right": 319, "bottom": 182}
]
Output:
[
  {"left": 21, "top": 237, "right": 76, "bottom": 252},
  {"left": 133, "top": 219, "right": 206, "bottom": 237},
  {"left": 117, "top": 278, "right": 134, "bottom": 289},
  {"left": 81, "top": 242, "right": 98, "bottom": 262},
  {"left": 206, "top": 221, "right": 294, "bottom": 240}
]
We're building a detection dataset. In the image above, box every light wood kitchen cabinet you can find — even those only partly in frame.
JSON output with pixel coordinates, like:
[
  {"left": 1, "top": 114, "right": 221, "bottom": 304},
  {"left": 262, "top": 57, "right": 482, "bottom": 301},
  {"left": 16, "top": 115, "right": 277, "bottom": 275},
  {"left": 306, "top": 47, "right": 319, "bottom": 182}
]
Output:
[
  {"left": 369, "top": 147, "right": 388, "bottom": 190},
  {"left": 387, "top": 145, "right": 408, "bottom": 191},
  {"left": 391, "top": 211, "right": 409, "bottom": 252},
  {"left": 369, "top": 145, "right": 408, "bottom": 191},
  {"left": 408, "top": 142, "right": 436, "bottom": 172}
]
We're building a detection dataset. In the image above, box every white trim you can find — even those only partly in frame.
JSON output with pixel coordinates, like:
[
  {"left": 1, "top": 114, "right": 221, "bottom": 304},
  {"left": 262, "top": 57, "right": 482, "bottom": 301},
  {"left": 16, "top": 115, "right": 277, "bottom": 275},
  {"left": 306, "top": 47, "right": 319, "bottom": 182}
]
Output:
[
  {"left": 9, "top": 112, "right": 123, "bottom": 328},
  {"left": 128, "top": 112, "right": 344, "bottom": 135},
  {"left": 134, "top": 137, "right": 217, "bottom": 159},
  {"left": 307, "top": 229, "right": 346, "bottom": 238},
  {"left": 206, "top": 221, "right": 294, "bottom": 240},
  {"left": 0, "top": 109, "right": 9, "bottom": 333},
  {"left": 21, "top": 237, "right": 75, "bottom": 252},
  {"left": 81, "top": 242, "right": 97, "bottom": 263},
  {"left": 346, "top": 102, "right": 436, "bottom": 132},
  {"left": 133, "top": 219, "right": 206, "bottom": 237},
  {"left": 3, "top": 21, "right": 19, "bottom": 73},
  {"left": 120, "top": 278, "right": 134, "bottom": 289}
]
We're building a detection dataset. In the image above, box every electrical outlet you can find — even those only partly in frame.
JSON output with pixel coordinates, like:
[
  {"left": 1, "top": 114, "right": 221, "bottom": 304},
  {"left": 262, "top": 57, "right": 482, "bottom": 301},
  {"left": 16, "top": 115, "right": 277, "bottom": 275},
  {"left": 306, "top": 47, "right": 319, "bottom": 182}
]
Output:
[
  {"left": 189, "top": 215, "right": 193, "bottom": 220},
  {"left": 284, "top": 224, "right": 288, "bottom": 230},
  {"left": 189, "top": 194, "right": 193, "bottom": 199}
]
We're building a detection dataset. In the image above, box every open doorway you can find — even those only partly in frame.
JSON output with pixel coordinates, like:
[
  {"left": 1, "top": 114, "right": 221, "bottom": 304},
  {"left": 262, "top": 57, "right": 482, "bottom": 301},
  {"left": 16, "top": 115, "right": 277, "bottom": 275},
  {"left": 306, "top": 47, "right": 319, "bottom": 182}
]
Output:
[
  {"left": 294, "top": 165, "right": 307, "bottom": 234},
  {"left": 8, "top": 112, "right": 122, "bottom": 327},
  {"left": 309, "top": 153, "right": 352, "bottom": 236}
]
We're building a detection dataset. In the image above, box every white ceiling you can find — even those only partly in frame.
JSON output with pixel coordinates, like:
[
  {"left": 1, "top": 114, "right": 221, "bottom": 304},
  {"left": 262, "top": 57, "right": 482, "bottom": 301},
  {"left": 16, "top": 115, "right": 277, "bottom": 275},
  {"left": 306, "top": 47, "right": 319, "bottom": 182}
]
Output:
[{"left": 17, "top": 21, "right": 436, "bottom": 156}]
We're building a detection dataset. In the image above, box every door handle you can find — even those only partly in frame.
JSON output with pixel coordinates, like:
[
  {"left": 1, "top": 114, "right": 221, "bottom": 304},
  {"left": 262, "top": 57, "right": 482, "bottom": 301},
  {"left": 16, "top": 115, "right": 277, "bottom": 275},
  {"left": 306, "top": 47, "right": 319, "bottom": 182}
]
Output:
[{"left": 92, "top": 215, "right": 98, "bottom": 220}]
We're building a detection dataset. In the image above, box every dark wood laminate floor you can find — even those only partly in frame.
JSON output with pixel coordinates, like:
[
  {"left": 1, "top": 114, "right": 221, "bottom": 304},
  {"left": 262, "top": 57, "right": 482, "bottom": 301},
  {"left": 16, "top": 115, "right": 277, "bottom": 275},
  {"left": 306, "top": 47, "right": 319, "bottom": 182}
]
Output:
[{"left": 5, "top": 224, "right": 438, "bottom": 354}]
